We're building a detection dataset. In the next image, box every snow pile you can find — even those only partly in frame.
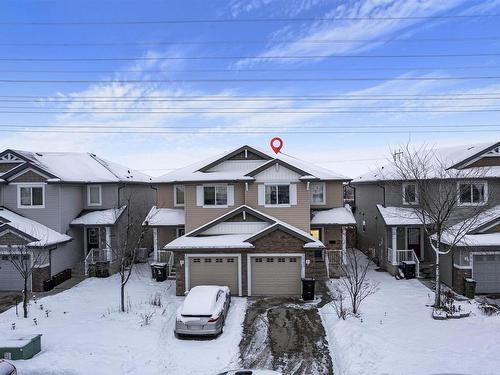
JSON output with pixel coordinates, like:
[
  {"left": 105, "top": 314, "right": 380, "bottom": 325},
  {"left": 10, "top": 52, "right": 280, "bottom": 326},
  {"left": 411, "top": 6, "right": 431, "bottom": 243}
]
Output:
[
  {"left": 320, "top": 264, "right": 500, "bottom": 375},
  {"left": 0, "top": 264, "right": 247, "bottom": 375},
  {"left": 376, "top": 204, "right": 428, "bottom": 226}
]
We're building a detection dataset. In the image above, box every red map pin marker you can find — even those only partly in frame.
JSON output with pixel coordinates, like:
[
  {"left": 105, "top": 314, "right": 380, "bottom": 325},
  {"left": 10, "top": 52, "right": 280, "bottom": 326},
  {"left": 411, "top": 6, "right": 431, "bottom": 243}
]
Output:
[{"left": 270, "top": 137, "right": 283, "bottom": 154}]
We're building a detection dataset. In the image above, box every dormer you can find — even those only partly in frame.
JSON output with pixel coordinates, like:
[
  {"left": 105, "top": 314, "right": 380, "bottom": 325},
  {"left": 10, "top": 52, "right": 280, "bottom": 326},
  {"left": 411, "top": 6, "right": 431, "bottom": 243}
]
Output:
[
  {"left": 198, "top": 145, "right": 272, "bottom": 174},
  {"left": 0, "top": 150, "right": 27, "bottom": 175}
]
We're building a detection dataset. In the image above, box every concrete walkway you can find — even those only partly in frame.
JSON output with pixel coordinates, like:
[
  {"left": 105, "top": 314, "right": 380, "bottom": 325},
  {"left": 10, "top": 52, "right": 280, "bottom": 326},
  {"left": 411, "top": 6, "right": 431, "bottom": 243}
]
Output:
[{"left": 239, "top": 283, "right": 334, "bottom": 375}]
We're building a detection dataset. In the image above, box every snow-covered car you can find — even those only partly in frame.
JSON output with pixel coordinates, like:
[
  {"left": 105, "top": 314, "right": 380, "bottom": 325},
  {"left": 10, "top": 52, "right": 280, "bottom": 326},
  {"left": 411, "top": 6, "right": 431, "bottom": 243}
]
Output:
[
  {"left": 0, "top": 360, "right": 16, "bottom": 375},
  {"left": 216, "top": 370, "right": 282, "bottom": 375},
  {"left": 175, "top": 285, "right": 231, "bottom": 337}
]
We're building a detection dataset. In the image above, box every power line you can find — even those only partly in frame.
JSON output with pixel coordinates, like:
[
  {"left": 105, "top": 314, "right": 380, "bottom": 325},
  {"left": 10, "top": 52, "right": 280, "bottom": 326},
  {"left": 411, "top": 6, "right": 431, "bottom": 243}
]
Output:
[
  {"left": 0, "top": 128, "right": 497, "bottom": 135},
  {"left": 3, "top": 109, "right": 500, "bottom": 114},
  {"left": 2, "top": 52, "right": 500, "bottom": 62},
  {"left": 2, "top": 123, "right": 499, "bottom": 129},
  {"left": 1, "top": 93, "right": 499, "bottom": 99},
  {"left": 2, "top": 76, "right": 500, "bottom": 84},
  {"left": 3, "top": 96, "right": 500, "bottom": 103},
  {"left": 1, "top": 13, "right": 499, "bottom": 26},
  {"left": 2, "top": 36, "right": 500, "bottom": 47},
  {"left": 3, "top": 104, "right": 500, "bottom": 110}
]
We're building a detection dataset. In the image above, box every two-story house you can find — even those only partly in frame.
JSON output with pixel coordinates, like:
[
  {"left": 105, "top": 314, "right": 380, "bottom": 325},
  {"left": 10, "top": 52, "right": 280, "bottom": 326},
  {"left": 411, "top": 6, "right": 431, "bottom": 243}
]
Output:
[
  {"left": 0, "top": 149, "right": 155, "bottom": 292},
  {"left": 352, "top": 141, "right": 500, "bottom": 295},
  {"left": 145, "top": 145, "right": 355, "bottom": 296}
]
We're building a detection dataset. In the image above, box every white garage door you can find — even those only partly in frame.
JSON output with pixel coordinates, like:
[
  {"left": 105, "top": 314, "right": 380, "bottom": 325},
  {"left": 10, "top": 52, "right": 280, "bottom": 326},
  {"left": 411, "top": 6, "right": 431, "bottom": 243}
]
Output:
[
  {"left": 474, "top": 254, "right": 500, "bottom": 294},
  {"left": 189, "top": 256, "right": 239, "bottom": 295},
  {"left": 251, "top": 256, "right": 302, "bottom": 296},
  {"left": 0, "top": 257, "right": 26, "bottom": 291}
]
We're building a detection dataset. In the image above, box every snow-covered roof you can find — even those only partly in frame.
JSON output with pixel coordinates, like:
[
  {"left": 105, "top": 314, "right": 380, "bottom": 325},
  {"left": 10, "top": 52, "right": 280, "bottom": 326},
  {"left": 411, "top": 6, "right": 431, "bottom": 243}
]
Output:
[
  {"left": 0, "top": 207, "right": 72, "bottom": 247},
  {"left": 155, "top": 145, "right": 349, "bottom": 183},
  {"left": 353, "top": 141, "right": 500, "bottom": 183},
  {"left": 377, "top": 204, "right": 428, "bottom": 226},
  {"left": 3, "top": 149, "right": 153, "bottom": 183},
  {"left": 70, "top": 206, "right": 126, "bottom": 226},
  {"left": 165, "top": 205, "right": 324, "bottom": 250},
  {"left": 311, "top": 205, "right": 356, "bottom": 226},
  {"left": 438, "top": 204, "right": 500, "bottom": 247},
  {"left": 143, "top": 206, "right": 185, "bottom": 227}
]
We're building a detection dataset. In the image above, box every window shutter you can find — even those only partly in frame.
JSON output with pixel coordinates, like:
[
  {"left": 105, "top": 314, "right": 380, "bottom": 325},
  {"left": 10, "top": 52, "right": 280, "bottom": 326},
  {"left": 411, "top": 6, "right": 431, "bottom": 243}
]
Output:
[
  {"left": 227, "top": 185, "right": 235, "bottom": 206},
  {"left": 290, "top": 183, "right": 297, "bottom": 205},
  {"left": 196, "top": 185, "right": 204, "bottom": 206},
  {"left": 258, "top": 184, "right": 265, "bottom": 205}
]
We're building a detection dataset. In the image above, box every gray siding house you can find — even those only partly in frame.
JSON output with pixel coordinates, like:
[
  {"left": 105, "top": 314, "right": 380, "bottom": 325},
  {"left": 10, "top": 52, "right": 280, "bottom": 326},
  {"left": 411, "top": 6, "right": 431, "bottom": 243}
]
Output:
[
  {"left": 352, "top": 141, "right": 500, "bottom": 295},
  {"left": 0, "top": 149, "right": 155, "bottom": 292}
]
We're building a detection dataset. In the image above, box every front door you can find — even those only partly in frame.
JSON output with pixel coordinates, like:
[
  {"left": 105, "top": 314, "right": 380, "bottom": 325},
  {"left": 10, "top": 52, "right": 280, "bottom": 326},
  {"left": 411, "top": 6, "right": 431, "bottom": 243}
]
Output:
[
  {"left": 86, "top": 227, "right": 100, "bottom": 253},
  {"left": 407, "top": 228, "right": 421, "bottom": 258},
  {"left": 310, "top": 228, "right": 324, "bottom": 261}
]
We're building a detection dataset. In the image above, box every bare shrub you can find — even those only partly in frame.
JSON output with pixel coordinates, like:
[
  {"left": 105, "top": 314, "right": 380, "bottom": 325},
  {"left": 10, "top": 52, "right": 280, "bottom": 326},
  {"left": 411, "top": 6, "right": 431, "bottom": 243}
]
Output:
[
  {"left": 330, "top": 285, "right": 348, "bottom": 320},
  {"left": 140, "top": 311, "right": 155, "bottom": 326}
]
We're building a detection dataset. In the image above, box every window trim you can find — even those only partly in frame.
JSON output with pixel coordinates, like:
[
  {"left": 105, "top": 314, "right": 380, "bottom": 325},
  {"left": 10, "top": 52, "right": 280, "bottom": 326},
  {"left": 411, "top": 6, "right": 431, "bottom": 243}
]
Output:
[
  {"left": 202, "top": 184, "right": 228, "bottom": 208},
  {"left": 173, "top": 184, "right": 185, "bottom": 207},
  {"left": 402, "top": 182, "right": 418, "bottom": 205},
  {"left": 176, "top": 227, "right": 185, "bottom": 237},
  {"left": 16, "top": 183, "right": 46, "bottom": 209},
  {"left": 310, "top": 182, "right": 326, "bottom": 205},
  {"left": 457, "top": 181, "right": 488, "bottom": 206},
  {"left": 264, "top": 182, "right": 291, "bottom": 207},
  {"left": 87, "top": 184, "right": 102, "bottom": 207}
]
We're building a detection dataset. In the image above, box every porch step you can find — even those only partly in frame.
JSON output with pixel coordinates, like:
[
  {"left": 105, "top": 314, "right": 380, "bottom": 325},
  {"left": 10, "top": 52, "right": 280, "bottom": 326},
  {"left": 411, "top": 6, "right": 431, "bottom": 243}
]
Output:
[{"left": 72, "top": 261, "right": 86, "bottom": 277}]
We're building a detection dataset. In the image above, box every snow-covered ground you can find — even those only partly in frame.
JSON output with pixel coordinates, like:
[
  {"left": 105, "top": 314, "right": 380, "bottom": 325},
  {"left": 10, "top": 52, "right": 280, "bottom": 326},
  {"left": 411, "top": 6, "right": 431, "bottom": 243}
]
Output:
[
  {"left": 320, "top": 267, "right": 500, "bottom": 375},
  {"left": 0, "top": 264, "right": 246, "bottom": 375}
]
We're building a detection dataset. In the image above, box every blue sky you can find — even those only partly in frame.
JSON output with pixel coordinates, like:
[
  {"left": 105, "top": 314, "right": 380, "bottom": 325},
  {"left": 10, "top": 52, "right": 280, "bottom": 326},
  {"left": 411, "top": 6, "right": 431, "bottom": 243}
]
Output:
[{"left": 1, "top": 0, "right": 500, "bottom": 177}]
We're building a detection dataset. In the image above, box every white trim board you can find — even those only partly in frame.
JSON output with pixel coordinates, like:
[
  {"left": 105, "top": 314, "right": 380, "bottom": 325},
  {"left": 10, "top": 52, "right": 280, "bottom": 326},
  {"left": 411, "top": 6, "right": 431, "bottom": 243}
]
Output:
[
  {"left": 246, "top": 252, "right": 305, "bottom": 297},
  {"left": 184, "top": 253, "right": 243, "bottom": 297}
]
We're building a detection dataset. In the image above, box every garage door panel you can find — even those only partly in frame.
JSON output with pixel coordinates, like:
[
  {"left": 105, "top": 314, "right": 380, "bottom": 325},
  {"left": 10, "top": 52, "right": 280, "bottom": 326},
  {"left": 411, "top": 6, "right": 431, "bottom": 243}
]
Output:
[
  {"left": 0, "top": 259, "right": 25, "bottom": 291},
  {"left": 474, "top": 254, "right": 500, "bottom": 294},
  {"left": 251, "top": 256, "right": 301, "bottom": 296},
  {"left": 189, "top": 256, "right": 239, "bottom": 294}
]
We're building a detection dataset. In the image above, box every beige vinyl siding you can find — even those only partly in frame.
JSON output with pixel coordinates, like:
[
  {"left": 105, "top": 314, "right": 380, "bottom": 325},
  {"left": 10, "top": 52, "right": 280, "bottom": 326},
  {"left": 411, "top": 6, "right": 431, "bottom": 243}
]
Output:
[
  {"left": 184, "top": 183, "right": 245, "bottom": 232},
  {"left": 157, "top": 184, "right": 175, "bottom": 208},
  {"left": 158, "top": 227, "right": 177, "bottom": 247},
  {"left": 310, "top": 181, "right": 344, "bottom": 209},
  {"left": 246, "top": 182, "right": 310, "bottom": 232},
  {"left": 323, "top": 226, "right": 342, "bottom": 249}
]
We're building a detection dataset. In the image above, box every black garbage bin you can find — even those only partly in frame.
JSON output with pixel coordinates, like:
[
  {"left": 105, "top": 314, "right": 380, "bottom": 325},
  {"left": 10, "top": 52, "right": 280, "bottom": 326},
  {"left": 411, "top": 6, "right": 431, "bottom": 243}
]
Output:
[
  {"left": 302, "top": 278, "right": 315, "bottom": 301},
  {"left": 43, "top": 278, "right": 54, "bottom": 292},
  {"left": 153, "top": 264, "right": 168, "bottom": 282},
  {"left": 400, "top": 261, "right": 416, "bottom": 279}
]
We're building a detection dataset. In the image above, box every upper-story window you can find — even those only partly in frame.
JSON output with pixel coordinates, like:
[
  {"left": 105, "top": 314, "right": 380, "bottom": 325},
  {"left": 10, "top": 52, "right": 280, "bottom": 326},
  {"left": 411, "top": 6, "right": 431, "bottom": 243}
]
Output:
[
  {"left": 458, "top": 181, "right": 487, "bottom": 206},
  {"left": 204, "top": 185, "right": 228, "bottom": 206},
  {"left": 174, "top": 185, "right": 185, "bottom": 207},
  {"left": 18, "top": 184, "right": 45, "bottom": 208},
  {"left": 402, "top": 183, "right": 418, "bottom": 205},
  {"left": 310, "top": 182, "right": 326, "bottom": 205},
  {"left": 265, "top": 184, "right": 290, "bottom": 206},
  {"left": 87, "top": 185, "right": 102, "bottom": 206}
]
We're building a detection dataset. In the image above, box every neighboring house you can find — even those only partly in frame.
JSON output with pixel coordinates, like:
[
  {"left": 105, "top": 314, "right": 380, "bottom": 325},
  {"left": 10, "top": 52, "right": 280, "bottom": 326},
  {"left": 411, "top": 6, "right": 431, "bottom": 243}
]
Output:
[
  {"left": 145, "top": 145, "right": 355, "bottom": 296},
  {"left": 352, "top": 141, "right": 500, "bottom": 294},
  {"left": 0, "top": 149, "right": 155, "bottom": 292}
]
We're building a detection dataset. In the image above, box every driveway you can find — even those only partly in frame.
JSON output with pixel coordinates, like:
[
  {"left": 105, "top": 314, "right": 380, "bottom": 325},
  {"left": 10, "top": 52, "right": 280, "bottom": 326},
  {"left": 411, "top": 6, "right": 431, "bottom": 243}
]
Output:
[{"left": 239, "top": 283, "right": 333, "bottom": 375}]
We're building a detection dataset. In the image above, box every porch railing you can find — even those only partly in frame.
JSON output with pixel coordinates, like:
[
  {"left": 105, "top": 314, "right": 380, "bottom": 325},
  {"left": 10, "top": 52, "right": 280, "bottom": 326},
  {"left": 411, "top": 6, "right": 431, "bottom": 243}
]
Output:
[
  {"left": 387, "top": 248, "right": 420, "bottom": 277},
  {"left": 84, "top": 248, "right": 113, "bottom": 276},
  {"left": 156, "top": 249, "right": 175, "bottom": 277},
  {"left": 326, "top": 249, "right": 344, "bottom": 267}
]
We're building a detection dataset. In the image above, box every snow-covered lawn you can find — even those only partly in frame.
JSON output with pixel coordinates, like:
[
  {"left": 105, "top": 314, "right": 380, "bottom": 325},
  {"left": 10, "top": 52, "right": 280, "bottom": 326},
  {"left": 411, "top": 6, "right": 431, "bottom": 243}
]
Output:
[
  {"left": 320, "top": 268, "right": 500, "bottom": 375},
  {"left": 0, "top": 265, "right": 246, "bottom": 375}
]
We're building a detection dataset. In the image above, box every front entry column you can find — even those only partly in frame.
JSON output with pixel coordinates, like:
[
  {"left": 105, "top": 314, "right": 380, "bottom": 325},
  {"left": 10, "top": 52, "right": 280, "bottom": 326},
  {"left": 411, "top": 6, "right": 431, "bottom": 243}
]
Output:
[
  {"left": 391, "top": 227, "right": 397, "bottom": 264},
  {"left": 341, "top": 227, "right": 347, "bottom": 264},
  {"left": 105, "top": 226, "right": 111, "bottom": 261},
  {"left": 153, "top": 228, "right": 158, "bottom": 261}
]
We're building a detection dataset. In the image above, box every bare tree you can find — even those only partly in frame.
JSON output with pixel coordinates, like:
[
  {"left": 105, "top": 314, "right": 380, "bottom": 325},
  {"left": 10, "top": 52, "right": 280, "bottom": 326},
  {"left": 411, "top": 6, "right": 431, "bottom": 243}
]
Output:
[
  {"left": 105, "top": 194, "right": 151, "bottom": 313},
  {"left": 338, "top": 248, "right": 379, "bottom": 315},
  {"left": 388, "top": 143, "right": 491, "bottom": 308},
  {"left": 4, "top": 243, "right": 48, "bottom": 318}
]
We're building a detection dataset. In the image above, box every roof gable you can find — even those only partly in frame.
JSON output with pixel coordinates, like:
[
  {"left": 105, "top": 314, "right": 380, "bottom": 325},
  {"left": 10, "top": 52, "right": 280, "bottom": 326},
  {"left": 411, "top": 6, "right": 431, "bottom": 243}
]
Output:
[
  {"left": 197, "top": 145, "right": 272, "bottom": 172},
  {"left": 449, "top": 141, "right": 500, "bottom": 169},
  {"left": 245, "top": 159, "right": 310, "bottom": 178},
  {"left": 244, "top": 223, "right": 312, "bottom": 244},
  {"left": 3, "top": 163, "right": 58, "bottom": 181}
]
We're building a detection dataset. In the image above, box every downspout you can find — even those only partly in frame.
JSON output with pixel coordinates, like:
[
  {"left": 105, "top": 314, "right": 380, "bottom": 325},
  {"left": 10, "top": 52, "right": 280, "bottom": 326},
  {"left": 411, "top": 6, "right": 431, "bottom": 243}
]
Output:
[{"left": 149, "top": 183, "right": 158, "bottom": 206}]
